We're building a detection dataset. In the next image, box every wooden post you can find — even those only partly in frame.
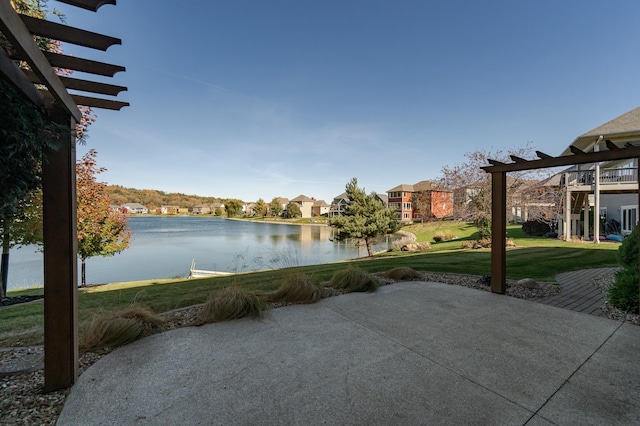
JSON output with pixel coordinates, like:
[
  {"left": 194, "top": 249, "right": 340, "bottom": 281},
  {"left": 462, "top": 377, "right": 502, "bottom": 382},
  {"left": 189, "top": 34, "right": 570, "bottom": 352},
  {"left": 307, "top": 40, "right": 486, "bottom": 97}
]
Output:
[
  {"left": 490, "top": 171, "right": 507, "bottom": 294},
  {"left": 42, "top": 108, "right": 78, "bottom": 392}
]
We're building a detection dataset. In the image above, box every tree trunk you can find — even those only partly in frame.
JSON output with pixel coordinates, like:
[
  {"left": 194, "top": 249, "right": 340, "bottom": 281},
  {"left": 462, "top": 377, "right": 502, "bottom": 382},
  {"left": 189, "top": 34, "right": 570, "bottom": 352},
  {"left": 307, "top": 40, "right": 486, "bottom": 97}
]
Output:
[
  {"left": 1, "top": 232, "right": 9, "bottom": 298},
  {"left": 81, "top": 258, "right": 86, "bottom": 287},
  {"left": 365, "top": 238, "right": 373, "bottom": 257}
]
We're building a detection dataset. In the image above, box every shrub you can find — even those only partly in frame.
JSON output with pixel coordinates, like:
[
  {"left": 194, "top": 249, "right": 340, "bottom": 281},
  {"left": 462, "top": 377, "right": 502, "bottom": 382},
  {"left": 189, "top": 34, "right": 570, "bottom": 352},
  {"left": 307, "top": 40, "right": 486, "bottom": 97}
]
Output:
[
  {"left": 79, "top": 305, "right": 163, "bottom": 351},
  {"left": 433, "top": 231, "right": 456, "bottom": 242},
  {"left": 522, "top": 220, "right": 552, "bottom": 236},
  {"left": 390, "top": 236, "right": 415, "bottom": 252},
  {"left": 618, "top": 226, "right": 638, "bottom": 269},
  {"left": 382, "top": 267, "right": 421, "bottom": 281},
  {"left": 608, "top": 268, "right": 639, "bottom": 314},
  {"left": 267, "top": 272, "right": 322, "bottom": 304},
  {"left": 330, "top": 267, "right": 379, "bottom": 293},
  {"left": 200, "top": 285, "right": 266, "bottom": 324}
]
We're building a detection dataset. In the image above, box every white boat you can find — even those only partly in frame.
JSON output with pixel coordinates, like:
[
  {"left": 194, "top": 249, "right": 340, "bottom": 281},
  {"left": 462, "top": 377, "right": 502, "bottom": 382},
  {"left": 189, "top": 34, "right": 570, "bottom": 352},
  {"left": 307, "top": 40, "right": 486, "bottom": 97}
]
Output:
[{"left": 188, "top": 259, "right": 232, "bottom": 278}]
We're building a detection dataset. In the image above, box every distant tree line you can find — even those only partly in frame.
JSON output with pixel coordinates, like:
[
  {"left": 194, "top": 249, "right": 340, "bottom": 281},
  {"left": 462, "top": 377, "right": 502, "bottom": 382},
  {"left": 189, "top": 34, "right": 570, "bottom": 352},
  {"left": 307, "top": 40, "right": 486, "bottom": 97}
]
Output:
[{"left": 105, "top": 185, "right": 222, "bottom": 211}]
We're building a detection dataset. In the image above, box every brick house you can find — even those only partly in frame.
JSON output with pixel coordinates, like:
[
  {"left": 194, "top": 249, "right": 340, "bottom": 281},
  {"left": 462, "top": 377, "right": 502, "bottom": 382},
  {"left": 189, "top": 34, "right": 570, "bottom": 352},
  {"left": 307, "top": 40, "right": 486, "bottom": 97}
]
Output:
[{"left": 387, "top": 180, "right": 453, "bottom": 222}]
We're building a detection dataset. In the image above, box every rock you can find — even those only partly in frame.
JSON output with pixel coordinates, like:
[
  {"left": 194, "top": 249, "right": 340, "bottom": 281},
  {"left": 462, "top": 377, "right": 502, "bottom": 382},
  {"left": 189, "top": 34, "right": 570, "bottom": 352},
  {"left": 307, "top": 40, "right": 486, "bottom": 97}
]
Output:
[{"left": 517, "top": 278, "right": 540, "bottom": 289}]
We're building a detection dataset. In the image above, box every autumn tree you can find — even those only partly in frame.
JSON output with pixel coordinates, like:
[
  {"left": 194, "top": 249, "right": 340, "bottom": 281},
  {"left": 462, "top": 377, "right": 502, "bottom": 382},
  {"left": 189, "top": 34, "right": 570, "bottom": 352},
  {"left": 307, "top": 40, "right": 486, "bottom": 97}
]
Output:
[
  {"left": 76, "top": 150, "right": 130, "bottom": 286},
  {"left": 329, "top": 178, "right": 398, "bottom": 256},
  {"left": 254, "top": 198, "right": 267, "bottom": 217},
  {"left": 269, "top": 197, "right": 283, "bottom": 217},
  {"left": 287, "top": 202, "right": 302, "bottom": 218},
  {"left": 223, "top": 199, "right": 243, "bottom": 217}
]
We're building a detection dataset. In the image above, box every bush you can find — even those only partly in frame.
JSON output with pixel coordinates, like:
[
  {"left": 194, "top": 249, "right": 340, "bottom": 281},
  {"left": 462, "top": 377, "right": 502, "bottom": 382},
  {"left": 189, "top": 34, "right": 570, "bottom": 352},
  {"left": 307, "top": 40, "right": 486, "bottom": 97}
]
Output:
[
  {"left": 382, "top": 267, "right": 421, "bottom": 281},
  {"left": 200, "top": 285, "right": 266, "bottom": 323},
  {"left": 267, "top": 272, "right": 322, "bottom": 304},
  {"left": 80, "top": 305, "right": 164, "bottom": 351},
  {"left": 433, "top": 231, "right": 456, "bottom": 242},
  {"left": 608, "top": 268, "right": 639, "bottom": 314},
  {"left": 522, "top": 220, "right": 552, "bottom": 236},
  {"left": 330, "top": 267, "right": 379, "bottom": 293},
  {"left": 618, "top": 227, "right": 638, "bottom": 269}
]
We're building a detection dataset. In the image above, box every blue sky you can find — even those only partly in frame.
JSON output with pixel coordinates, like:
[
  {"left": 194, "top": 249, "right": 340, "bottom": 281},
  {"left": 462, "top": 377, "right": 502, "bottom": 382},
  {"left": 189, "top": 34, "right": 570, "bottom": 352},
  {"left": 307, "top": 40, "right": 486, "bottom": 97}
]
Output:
[{"left": 54, "top": 0, "right": 640, "bottom": 203}]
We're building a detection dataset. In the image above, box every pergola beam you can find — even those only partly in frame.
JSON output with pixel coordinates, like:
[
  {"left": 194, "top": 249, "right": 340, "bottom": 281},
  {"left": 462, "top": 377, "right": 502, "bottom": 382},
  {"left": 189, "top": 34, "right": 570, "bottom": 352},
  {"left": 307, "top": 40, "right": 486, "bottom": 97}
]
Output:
[
  {"left": 19, "top": 14, "right": 121, "bottom": 51},
  {"left": 0, "top": 0, "right": 80, "bottom": 121},
  {"left": 24, "top": 69, "right": 127, "bottom": 96},
  {"left": 56, "top": 0, "right": 116, "bottom": 12},
  {"left": 482, "top": 146, "right": 640, "bottom": 173}
]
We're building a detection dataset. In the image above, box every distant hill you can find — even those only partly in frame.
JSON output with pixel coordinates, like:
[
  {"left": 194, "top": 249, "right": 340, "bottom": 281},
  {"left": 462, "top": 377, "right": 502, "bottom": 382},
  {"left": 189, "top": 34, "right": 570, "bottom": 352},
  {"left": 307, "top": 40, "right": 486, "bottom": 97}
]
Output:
[{"left": 106, "top": 185, "right": 222, "bottom": 211}]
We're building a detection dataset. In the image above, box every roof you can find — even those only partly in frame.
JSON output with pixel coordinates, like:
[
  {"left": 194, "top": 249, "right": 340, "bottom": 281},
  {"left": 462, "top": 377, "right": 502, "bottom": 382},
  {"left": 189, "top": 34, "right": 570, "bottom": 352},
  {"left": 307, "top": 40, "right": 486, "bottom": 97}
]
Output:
[
  {"left": 290, "top": 194, "right": 314, "bottom": 202},
  {"left": 122, "top": 203, "right": 146, "bottom": 209},
  {"left": 313, "top": 200, "right": 330, "bottom": 207},
  {"left": 375, "top": 193, "right": 388, "bottom": 204},
  {"left": 386, "top": 184, "right": 414, "bottom": 192},
  {"left": 332, "top": 192, "right": 349, "bottom": 202},
  {"left": 561, "top": 106, "right": 640, "bottom": 156}
]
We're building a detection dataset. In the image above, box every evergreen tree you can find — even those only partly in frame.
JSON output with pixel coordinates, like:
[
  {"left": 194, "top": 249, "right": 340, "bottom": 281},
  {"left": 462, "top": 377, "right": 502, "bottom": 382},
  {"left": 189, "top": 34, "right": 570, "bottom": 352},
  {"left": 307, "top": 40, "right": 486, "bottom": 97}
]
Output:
[{"left": 330, "top": 178, "right": 398, "bottom": 256}]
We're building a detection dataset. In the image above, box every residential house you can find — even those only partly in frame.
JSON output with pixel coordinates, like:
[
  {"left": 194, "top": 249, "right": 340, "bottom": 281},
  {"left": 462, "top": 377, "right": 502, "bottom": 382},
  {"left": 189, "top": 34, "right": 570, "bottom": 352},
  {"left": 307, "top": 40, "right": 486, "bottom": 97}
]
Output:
[
  {"left": 211, "top": 203, "right": 225, "bottom": 215},
  {"left": 311, "top": 200, "right": 330, "bottom": 217},
  {"left": 120, "top": 203, "right": 148, "bottom": 214},
  {"left": 243, "top": 201, "right": 256, "bottom": 216},
  {"left": 267, "top": 197, "right": 289, "bottom": 217},
  {"left": 558, "top": 106, "right": 640, "bottom": 239},
  {"left": 192, "top": 205, "right": 211, "bottom": 214},
  {"left": 329, "top": 192, "right": 388, "bottom": 218},
  {"left": 329, "top": 192, "right": 350, "bottom": 218},
  {"left": 387, "top": 181, "right": 453, "bottom": 222},
  {"left": 160, "top": 205, "right": 180, "bottom": 215},
  {"left": 289, "top": 195, "right": 315, "bottom": 218}
]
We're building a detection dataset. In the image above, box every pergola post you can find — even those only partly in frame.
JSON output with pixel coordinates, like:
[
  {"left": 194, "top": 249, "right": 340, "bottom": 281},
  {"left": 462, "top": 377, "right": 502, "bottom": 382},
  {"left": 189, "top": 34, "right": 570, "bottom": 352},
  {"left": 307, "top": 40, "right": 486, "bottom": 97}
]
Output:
[
  {"left": 490, "top": 171, "right": 507, "bottom": 293},
  {"left": 42, "top": 107, "right": 78, "bottom": 392}
]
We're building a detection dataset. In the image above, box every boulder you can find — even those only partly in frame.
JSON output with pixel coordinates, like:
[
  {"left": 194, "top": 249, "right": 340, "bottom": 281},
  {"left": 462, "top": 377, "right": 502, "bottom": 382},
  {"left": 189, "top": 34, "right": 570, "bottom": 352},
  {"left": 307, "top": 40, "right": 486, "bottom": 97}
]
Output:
[{"left": 517, "top": 278, "right": 540, "bottom": 289}]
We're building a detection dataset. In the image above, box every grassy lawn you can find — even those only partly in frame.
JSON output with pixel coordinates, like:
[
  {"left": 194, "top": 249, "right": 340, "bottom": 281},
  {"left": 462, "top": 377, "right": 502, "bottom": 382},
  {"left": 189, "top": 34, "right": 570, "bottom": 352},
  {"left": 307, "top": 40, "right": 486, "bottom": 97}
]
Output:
[{"left": 1, "top": 221, "right": 622, "bottom": 347}]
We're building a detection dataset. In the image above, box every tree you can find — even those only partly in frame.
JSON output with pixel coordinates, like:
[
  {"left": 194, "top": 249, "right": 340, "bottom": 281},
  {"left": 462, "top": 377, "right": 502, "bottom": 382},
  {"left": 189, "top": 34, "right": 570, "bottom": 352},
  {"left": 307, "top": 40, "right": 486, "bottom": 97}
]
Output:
[
  {"left": 329, "top": 178, "right": 398, "bottom": 256},
  {"left": 269, "top": 197, "right": 283, "bottom": 217},
  {"left": 254, "top": 198, "right": 267, "bottom": 217},
  {"left": 223, "top": 199, "right": 243, "bottom": 217},
  {"left": 439, "top": 142, "right": 555, "bottom": 238},
  {"left": 287, "top": 203, "right": 302, "bottom": 218},
  {"left": 76, "top": 150, "right": 130, "bottom": 286}
]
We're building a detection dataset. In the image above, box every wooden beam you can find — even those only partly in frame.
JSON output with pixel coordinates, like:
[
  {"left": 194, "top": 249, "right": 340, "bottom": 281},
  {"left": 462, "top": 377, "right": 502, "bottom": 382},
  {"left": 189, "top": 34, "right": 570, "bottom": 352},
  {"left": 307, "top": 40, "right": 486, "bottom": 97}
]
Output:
[
  {"left": 42, "top": 51, "right": 125, "bottom": 76},
  {"left": 71, "top": 94, "right": 129, "bottom": 110},
  {"left": 19, "top": 14, "right": 121, "bottom": 51},
  {"left": 24, "top": 69, "right": 127, "bottom": 96},
  {"left": 0, "top": 46, "right": 43, "bottom": 106},
  {"left": 488, "top": 159, "right": 505, "bottom": 166},
  {"left": 56, "top": 0, "right": 116, "bottom": 12},
  {"left": 605, "top": 139, "right": 619, "bottom": 150},
  {"left": 0, "top": 0, "right": 80, "bottom": 121},
  {"left": 510, "top": 155, "right": 526, "bottom": 163},
  {"left": 536, "top": 150, "right": 552, "bottom": 159},
  {"left": 570, "top": 146, "right": 585, "bottom": 155},
  {"left": 490, "top": 172, "right": 507, "bottom": 294},
  {"left": 42, "top": 108, "right": 78, "bottom": 392},
  {"left": 482, "top": 146, "right": 640, "bottom": 173}
]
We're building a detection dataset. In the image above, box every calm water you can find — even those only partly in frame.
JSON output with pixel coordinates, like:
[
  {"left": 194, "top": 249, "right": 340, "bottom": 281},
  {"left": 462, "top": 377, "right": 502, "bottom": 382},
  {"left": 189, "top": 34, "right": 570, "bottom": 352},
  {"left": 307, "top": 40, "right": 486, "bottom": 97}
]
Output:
[{"left": 6, "top": 216, "right": 394, "bottom": 290}]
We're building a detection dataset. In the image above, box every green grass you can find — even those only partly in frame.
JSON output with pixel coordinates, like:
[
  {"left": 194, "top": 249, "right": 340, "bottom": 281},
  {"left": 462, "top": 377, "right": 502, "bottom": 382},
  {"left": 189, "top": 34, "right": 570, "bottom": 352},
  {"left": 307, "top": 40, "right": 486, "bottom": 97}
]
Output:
[{"left": 1, "top": 221, "right": 623, "bottom": 347}]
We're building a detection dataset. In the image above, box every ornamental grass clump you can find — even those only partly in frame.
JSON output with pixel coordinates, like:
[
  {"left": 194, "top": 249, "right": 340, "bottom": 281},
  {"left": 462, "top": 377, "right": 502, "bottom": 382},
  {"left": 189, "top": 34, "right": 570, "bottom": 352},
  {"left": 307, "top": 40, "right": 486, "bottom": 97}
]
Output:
[
  {"left": 609, "top": 227, "right": 640, "bottom": 314},
  {"left": 266, "top": 272, "right": 323, "bottom": 304},
  {"left": 200, "top": 285, "right": 266, "bottom": 324},
  {"left": 382, "top": 266, "right": 421, "bottom": 281},
  {"left": 330, "top": 267, "right": 379, "bottom": 293},
  {"left": 80, "top": 305, "right": 164, "bottom": 352}
]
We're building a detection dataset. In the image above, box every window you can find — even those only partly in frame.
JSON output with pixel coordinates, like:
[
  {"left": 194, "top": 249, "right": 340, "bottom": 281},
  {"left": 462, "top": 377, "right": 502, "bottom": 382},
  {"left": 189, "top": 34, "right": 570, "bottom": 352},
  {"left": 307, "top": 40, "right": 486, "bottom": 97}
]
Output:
[
  {"left": 621, "top": 205, "right": 637, "bottom": 235},
  {"left": 599, "top": 207, "right": 607, "bottom": 221},
  {"left": 403, "top": 212, "right": 410, "bottom": 219}
]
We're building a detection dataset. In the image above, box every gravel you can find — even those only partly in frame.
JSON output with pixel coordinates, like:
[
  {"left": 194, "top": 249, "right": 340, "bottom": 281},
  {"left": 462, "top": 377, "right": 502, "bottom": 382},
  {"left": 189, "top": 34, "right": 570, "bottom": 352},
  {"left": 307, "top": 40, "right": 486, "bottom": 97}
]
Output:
[{"left": 1, "top": 269, "right": 637, "bottom": 425}]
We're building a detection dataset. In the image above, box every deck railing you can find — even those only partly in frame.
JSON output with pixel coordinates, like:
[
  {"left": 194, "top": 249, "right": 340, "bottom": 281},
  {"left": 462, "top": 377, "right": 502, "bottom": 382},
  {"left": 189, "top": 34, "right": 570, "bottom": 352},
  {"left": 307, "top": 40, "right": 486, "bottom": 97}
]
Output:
[{"left": 566, "top": 167, "right": 638, "bottom": 186}]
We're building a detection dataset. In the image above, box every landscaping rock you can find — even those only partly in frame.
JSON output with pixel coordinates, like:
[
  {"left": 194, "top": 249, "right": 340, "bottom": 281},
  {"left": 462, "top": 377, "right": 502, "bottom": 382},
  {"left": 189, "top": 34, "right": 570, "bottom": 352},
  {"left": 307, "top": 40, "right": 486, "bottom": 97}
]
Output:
[{"left": 517, "top": 278, "right": 540, "bottom": 289}]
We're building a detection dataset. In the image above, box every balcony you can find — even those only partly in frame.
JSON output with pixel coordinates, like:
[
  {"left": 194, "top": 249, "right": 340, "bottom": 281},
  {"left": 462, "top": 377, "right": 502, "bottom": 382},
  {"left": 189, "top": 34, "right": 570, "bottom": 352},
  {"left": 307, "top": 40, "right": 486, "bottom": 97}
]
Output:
[{"left": 565, "top": 167, "right": 638, "bottom": 191}]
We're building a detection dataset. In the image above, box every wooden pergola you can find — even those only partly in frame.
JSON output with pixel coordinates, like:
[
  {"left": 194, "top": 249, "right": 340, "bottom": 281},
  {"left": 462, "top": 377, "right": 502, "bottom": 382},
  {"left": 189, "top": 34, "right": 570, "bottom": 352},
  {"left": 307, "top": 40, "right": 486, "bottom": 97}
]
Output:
[
  {"left": 0, "top": 0, "right": 127, "bottom": 391},
  {"left": 482, "top": 146, "right": 640, "bottom": 313}
]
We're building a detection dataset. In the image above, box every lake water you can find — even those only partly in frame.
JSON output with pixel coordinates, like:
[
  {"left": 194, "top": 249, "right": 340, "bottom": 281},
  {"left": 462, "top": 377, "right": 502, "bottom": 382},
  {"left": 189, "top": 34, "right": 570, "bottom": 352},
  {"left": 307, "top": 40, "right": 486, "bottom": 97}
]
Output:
[{"left": 6, "top": 216, "right": 394, "bottom": 290}]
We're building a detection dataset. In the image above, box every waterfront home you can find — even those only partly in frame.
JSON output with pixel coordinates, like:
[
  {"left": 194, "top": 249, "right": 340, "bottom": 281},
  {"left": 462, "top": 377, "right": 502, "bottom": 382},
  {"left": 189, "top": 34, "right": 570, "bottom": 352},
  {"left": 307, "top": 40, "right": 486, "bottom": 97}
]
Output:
[
  {"left": 192, "top": 205, "right": 211, "bottom": 214},
  {"left": 160, "top": 205, "right": 181, "bottom": 215},
  {"left": 121, "top": 203, "right": 149, "bottom": 214},
  {"left": 556, "top": 106, "right": 640, "bottom": 240},
  {"left": 387, "top": 180, "right": 453, "bottom": 222},
  {"left": 312, "top": 199, "right": 331, "bottom": 217},
  {"left": 290, "top": 194, "right": 315, "bottom": 218}
]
